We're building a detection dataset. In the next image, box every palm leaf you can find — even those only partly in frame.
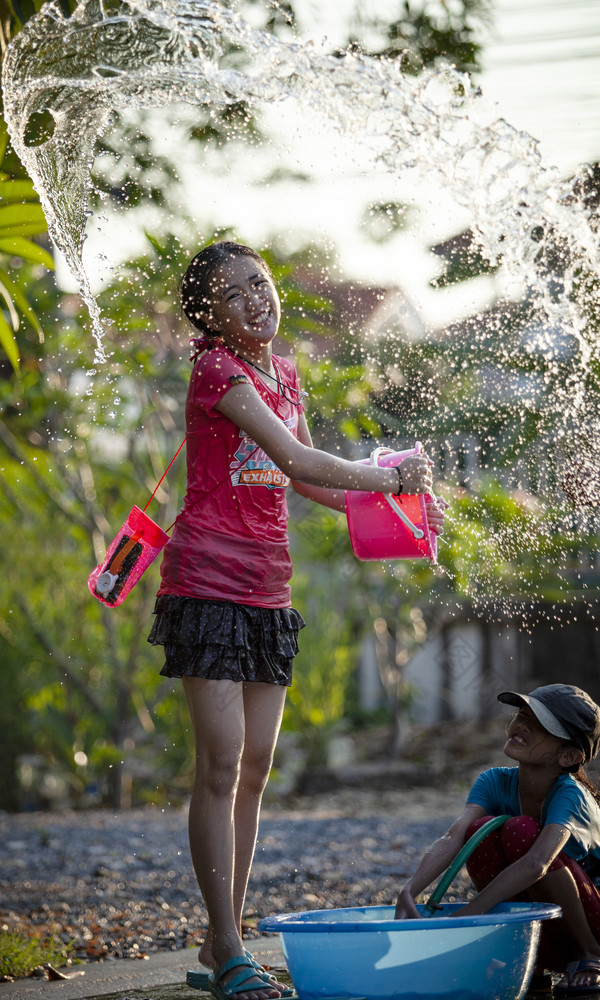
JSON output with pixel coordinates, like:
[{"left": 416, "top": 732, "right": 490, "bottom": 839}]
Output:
[
  {"left": 0, "top": 266, "right": 43, "bottom": 338},
  {"left": 0, "top": 121, "right": 8, "bottom": 167},
  {"left": 0, "top": 179, "right": 38, "bottom": 203},
  {"left": 0, "top": 236, "right": 54, "bottom": 268},
  {"left": 0, "top": 309, "right": 19, "bottom": 371},
  {"left": 0, "top": 202, "right": 47, "bottom": 235}
]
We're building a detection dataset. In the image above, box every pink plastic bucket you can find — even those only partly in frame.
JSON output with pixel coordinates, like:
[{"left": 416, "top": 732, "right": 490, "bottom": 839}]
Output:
[
  {"left": 345, "top": 444, "right": 437, "bottom": 563},
  {"left": 88, "top": 505, "right": 170, "bottom": 607}
]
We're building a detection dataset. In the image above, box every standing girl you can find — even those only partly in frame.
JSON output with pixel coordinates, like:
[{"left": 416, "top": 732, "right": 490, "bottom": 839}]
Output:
[
  {"left": 395, "top": 684, "right": 600, "bottom": 995},
  {"left": 149, "top": 241, "right": 445, "bottom": 1000}
]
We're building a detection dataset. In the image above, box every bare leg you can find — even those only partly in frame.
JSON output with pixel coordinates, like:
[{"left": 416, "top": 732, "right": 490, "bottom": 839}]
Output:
[
  {"left": 193, "top": 683, "right": 288, "bottom": 985},
  {"left": 231, "top": 683, "right": 288, "bottom": 991},
  {"left": 182, "top": 677, "right": 279, "bottom": 1000},
  {"left": 183, "top": 677, "right": 286, "bottom": 1000},
  {"left": 232, "top": 682, "right": 287, "bottom": 922},
  {"left": 528, "top": 866, "right": 600, "bottom": 990}
]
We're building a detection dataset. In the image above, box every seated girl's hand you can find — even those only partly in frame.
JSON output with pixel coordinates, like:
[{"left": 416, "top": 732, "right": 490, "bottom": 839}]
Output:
[
  {"left": 394, "top": 890, "right": 422, "bottom": 920},
  {"left": 449, "top": 898, "right": 487, "bottom": 917},
  {"left": 399, "top": 453, "right": 434, "bottom": 494},
  {"left": 425, "top": 496, "right": 449, "bottom": 535}
]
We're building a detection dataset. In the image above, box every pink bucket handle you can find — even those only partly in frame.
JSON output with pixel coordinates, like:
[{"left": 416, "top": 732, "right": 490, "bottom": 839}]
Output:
[
  {"left": 368, "top": 446, "right": 395, "bottom": 466},
  {"left": 369, "top": 447, "right": 425, "bottom": 540}
]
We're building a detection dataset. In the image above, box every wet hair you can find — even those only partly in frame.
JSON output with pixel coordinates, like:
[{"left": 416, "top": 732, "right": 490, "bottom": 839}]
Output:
[{"left": 180, "top": 241, "right": 273, "bottom": 338}]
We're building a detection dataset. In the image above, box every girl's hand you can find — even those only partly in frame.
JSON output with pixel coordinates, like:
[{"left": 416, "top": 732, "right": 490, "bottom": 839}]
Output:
[
  {"left": 394, "top": 890, "right": 421, "bottom": 920},
  {"left": 451, "top": 898, "right": 487, "bottom": 917},
  {"left": 399, "top": 453, "right": 434, "bottom": 494},
  {"left": 425, "top": 496, "right": 449, "bottom": 535}
]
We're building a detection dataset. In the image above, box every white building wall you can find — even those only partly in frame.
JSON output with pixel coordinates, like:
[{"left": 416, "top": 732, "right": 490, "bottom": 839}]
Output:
[
  {"left": 404, "top": 622, "right": 522, "bottom": 724},
  {"left": 449, "top": 624, "right": 484, "bottom": 719},
  {"left": 404, "top": 632, "right": 444, "bottom": 725}
]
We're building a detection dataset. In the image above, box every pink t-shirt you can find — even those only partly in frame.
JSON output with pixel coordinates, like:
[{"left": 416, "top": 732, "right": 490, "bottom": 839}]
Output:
[{"left": 157, "top": 345, "right": 304, "bottom": 608}]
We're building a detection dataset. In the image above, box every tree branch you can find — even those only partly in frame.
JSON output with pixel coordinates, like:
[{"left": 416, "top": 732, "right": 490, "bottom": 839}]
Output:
[
  {"left": 15, "top": 593, "right": 106, "bottom": 717},
  {"left": 0, "top": 419, "right": 91, "bottom": 532}
]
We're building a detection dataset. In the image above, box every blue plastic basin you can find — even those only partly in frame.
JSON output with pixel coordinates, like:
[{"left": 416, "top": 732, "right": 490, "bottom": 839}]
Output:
[{"left": 258, "top": 902, "right": 561, "bottom": 1000}]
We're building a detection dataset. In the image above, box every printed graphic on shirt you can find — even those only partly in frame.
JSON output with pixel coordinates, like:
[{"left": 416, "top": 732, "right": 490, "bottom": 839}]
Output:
[
  {"left": 230, "top": 418, "right": 295, "bottom": 489},
  {"left": 228, "top": 374, "right": 249, "bottom": 386}
]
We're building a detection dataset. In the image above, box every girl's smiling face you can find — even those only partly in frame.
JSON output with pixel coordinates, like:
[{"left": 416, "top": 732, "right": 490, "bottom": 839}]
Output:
[
  {"left": 200, "top": 255, "right": 281, "bottom": 358},
  {"left": 504, "top": 706, "right": 575, "bottom": 769}
]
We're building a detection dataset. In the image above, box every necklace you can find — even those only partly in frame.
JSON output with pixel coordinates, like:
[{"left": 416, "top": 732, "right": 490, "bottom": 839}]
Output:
[
  {"left": 518, "top": 783, "right": 545, "bottom": 821},
  {"left": 245, "top": 358, "right": 278, "bottom": 383},
  {"left": 235, "top": 353, "right": 309, "bottom": 406}
]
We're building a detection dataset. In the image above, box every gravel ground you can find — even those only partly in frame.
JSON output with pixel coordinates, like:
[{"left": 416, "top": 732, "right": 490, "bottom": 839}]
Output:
[{"left": 0, "top": 784, "right": 473, "bottom": 966}]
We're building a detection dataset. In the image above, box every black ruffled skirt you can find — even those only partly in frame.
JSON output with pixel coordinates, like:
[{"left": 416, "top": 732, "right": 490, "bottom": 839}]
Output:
[{"left": 148, "top": 595, "right": 305, "bottom": 686}]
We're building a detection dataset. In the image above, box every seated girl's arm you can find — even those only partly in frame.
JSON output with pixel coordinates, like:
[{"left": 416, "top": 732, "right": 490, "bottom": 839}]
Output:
[
  {"left": 455, "top": 823, "right": 571, "bottom": 916},
  {"left": 215, "top": 385, "right": 433, "bottom": 495},
  {"left": 395, "top": 803, "right": 488, "bottom": 919}
]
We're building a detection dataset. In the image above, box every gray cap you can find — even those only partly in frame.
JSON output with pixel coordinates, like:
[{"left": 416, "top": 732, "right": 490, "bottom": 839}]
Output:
[{"left": 498, "top": 684, "right": 600, "bottom": 763}]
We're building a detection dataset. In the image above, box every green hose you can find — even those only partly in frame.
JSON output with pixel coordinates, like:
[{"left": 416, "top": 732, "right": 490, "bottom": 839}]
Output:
[{"left": 423, "top": 814, "right": 511, "bottom": 917}]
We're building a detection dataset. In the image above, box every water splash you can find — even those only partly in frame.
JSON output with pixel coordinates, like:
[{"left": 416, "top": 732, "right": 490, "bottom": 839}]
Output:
[
  {"left": 3, "top": 0, "right": 600, "bottom": 612},
  {"left": 3, "top": 0, "right": 598, "bottom": 365}
]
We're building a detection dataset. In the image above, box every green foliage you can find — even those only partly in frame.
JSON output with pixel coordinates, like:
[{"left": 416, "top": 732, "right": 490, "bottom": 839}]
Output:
[
  {"left": 0, "top": 641, "right": 33, "bottom": 810},
  {"left": 0, "top": 0, "right": 75, "bottom": 38},
  {"left": 0, "top": 121, "right": 53, "bottom": 371},
  {"left": 0, "top": 929, "right": 74, "bottom": 979},
  {"left": 343, "top": 0, "right": 492, "bottom": 75},
  {"left": 0, "top": 247, "right": 194, "bottom": 808},
  {"left": 0, "top": 430, "right": 193, "bottom": 809},
  {"left": 362, "top": 201, "right": 412, "bottom": 244},
  {"left": 440, "top": 478, "right": 597, "bottom": 606},
  {"left": 286, "top": 508, "right": 360, "bottom": 736},
  {"left": 0, "top": 0, "right": 73, "bottom": 372}
]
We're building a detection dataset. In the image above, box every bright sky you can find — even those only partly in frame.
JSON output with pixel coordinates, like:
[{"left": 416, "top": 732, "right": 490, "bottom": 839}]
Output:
[
  {"left": 480, "top": 0, "right": 600, "bottom": 173},
  {"left": 290, "top": 0, "right": 600, "bottom": 324},
  {"left": 286, "top": 0, "right": 600, "bottom": 173},
  {"left": 302, "top": 0, "right": 600, "bottom": 326},
  {"left": 74, "top": 0, "right": 600, "bottom": 332}
]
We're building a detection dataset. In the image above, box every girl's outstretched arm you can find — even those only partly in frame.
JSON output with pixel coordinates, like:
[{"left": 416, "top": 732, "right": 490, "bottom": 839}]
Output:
[
  {"left": 395, "top": 803, "right": 487, "bottom": 919},
  {"left": 455, "top": 822, "right": 571, "bottom": 916},
  {"left": 291, "top": 416, "right": 448, "bottom": 531},
  {"left": 215, "top": 384, "right": 433, "bottom": 495},
  {"left": 290, "top": 413, "right": 348, "bottom": 512}
]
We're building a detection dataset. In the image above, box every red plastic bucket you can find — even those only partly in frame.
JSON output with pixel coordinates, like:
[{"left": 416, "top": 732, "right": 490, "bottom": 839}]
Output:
[
  {"left": 88, "top": 505, "right": 170, "bottom": 607},
  {"left": 345, "top": 444, "right": 437, "bottom": 563}
]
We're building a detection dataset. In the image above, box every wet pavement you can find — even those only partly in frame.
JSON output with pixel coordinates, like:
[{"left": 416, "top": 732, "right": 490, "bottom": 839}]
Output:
[
  {"left": 0, "top": 791, "right": 468, "bottom": 964},
  {"left": 4, "top": 784, "right": 599, "bottom": 999},
  {"left": 0, "top": 939, "right": 287, "bottom": 1000}
]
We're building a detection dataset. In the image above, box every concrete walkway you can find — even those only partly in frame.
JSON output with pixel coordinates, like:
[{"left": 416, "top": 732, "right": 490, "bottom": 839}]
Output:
[{"left": 1, "top": 938, "right": 286, "bottom": 1000}]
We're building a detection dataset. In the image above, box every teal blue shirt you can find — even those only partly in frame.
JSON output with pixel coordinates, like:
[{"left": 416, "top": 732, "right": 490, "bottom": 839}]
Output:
[{"left": 467, "top": 766, "right": 600, "bottom": 863}]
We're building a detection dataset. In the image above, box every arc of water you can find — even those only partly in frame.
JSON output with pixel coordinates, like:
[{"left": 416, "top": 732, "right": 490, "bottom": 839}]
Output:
[{"left": 2, "top": 0, "right": 598, "bottom": 365}]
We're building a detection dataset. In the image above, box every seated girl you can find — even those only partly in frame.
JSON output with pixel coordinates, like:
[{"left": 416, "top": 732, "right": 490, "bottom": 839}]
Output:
[{"left": 395, "top": 684, "right": 600, "bottom": 995}]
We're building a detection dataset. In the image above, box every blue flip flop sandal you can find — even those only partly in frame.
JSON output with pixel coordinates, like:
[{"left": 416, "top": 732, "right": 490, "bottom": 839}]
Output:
[
  {"left": 205, "top": 955, "right": 285, "bottom": 1000},
  {"left": 187, "top": 967, "right": 213, "bottom": 990},
  {"left": 244, "top": 950, "right": 296, "bottom": 998},
  {"left": 556, "top": 959, "right": 600, "bottom": 995},
  {"left": 187, "top": 950, "right": 297, "bottom": 997}
]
